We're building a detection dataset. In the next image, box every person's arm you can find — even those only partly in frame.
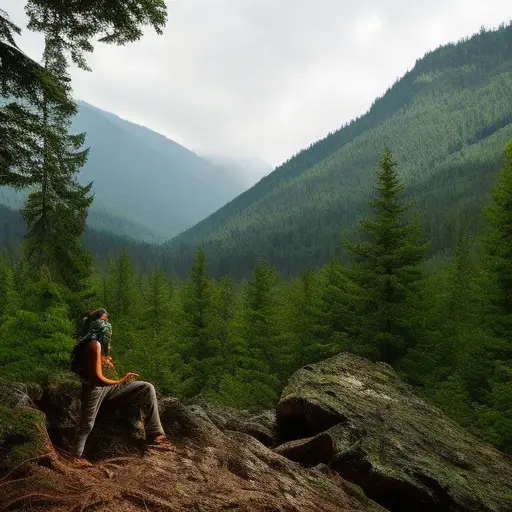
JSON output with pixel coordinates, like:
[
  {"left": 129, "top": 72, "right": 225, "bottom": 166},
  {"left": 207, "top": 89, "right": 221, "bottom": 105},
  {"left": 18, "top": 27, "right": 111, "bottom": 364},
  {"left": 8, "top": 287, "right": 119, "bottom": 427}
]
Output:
[{"left": 88, "top": 341, "right": 137, "bottom": 385}]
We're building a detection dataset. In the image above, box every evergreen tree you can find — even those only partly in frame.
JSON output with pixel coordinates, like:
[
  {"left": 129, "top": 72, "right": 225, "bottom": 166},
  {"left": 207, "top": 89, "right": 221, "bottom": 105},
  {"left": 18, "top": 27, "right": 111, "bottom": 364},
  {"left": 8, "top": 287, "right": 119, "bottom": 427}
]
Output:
[
  {"left": 479, "top": 140, "right": 512, "bottom": 452},
  {"left": 282, "top": 269, "right": 318, "bottom": 370},
  {"left": 310, "top": 257, "right": 353, "bottom": 362},
  {"left": 10, "top": 13, "right": 93, "bottom": 292},
  {"left": 345, "top": 147, "right": 427, "bottom": 364},
  {"left": 146, "top": 269, "right": 173, "bottom": 336},
  {"left": 107, "top": 248, "right": 137, "bottom": 321},
  {"left": 201, "top": 275, "right": 238, "bottom": 400},
  {"left": 412, "top": 234, "right": 491, "bottom": 428},
  {"left": 180, "top": 246, "right": 214, "bottom": 397},
  {"left": 242, "top": 258, "right": 281, "bottom": 374}
]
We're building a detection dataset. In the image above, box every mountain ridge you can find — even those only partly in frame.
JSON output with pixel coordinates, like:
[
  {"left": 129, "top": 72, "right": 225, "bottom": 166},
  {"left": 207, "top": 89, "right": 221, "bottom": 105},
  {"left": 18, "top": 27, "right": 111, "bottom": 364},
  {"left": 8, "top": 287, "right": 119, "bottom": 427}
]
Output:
[
  {"left": 164, "top": 23, "right": 512, "bottom": 278},
  {"left": 1, "top": 100, "right": 258, "bottom": 242}
]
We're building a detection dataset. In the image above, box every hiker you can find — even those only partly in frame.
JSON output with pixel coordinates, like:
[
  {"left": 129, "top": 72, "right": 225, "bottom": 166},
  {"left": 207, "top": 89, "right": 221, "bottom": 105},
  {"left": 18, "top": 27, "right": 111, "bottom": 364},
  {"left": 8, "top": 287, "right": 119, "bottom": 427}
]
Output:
[{"left": 71, "top": 308, "right": 172, "bottom": 467}]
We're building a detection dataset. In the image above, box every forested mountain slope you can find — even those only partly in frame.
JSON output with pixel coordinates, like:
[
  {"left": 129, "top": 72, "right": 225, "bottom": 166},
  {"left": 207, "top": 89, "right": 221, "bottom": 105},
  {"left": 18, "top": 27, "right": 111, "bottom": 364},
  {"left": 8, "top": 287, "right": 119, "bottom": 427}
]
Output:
[
  {"left": 0, "top": 204, "right": 159, "bottom": 272},
  {"left": 70, "top": 102, "right": 246, "bottom": 238},
  {"left": 0, "top": 101, "right": 250, "bottom": 241},
  {"left": 167, "top": 24, "right": 512, "bottom": 278}
]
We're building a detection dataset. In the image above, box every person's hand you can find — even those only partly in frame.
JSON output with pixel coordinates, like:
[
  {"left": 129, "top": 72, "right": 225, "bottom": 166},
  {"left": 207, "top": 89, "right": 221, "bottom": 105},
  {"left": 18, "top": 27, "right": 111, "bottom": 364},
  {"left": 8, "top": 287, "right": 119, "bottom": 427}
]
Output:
[
  {"left": 102, "top": 356, "right": 115, "bottom": 370},
  {"left": 124, "top": 372, "right": 139, "bottom": 382}
]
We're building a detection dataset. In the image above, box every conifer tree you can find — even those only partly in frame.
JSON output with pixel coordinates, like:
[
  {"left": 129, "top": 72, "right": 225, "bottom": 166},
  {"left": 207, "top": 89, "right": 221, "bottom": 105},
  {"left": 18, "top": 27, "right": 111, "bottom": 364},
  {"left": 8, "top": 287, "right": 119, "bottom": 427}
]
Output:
[
  {"left": 108, "top": 248, "right": 137, "bottom": 321},
  {"left": 480, "top": 140, "right": 512, "bottom": 452},
  {"left": 146, "top": 269, "right": 173, "bottom": 336},
  {"left": 282, "top": 269, "right": 318, "bottom": 370},
  {"left": 201, "top": 275, "right": 238, "bottom": 399},
  {"left": 345, "top": 147, "right": 427, "bottom": 364},
  {"left": 310, "top": 256, "right": 353, "bottom": 362},
  {"left": 8, "top": 10, "right": 93, "bottom": 291},
  {"left": 242, "top": 258, "right": 280, "bottom": 373},
  {"left": 180, "top": 246, "right": 214, "bottom": 397}
]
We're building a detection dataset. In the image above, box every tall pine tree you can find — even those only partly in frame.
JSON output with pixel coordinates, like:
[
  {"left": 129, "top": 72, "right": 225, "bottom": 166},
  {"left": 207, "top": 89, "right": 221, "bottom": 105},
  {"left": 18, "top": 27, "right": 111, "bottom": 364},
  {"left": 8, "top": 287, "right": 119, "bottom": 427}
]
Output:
[
  {"left": 15, "top": 12, "right": 93, "bottom": 291},
  {"left": 180, "top": 246, "right": 214, "bottom": 398},
  {"left": 345, "top": 147, "right": 427, "bottom": 364},
  {"left": 480, "top": 140, "right": 512, "bottom": 453}
]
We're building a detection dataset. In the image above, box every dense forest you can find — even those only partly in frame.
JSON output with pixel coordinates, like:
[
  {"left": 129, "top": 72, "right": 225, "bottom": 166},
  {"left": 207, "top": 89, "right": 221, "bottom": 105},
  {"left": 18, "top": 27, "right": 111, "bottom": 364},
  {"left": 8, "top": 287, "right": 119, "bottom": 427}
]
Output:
[
  {"left": 0, "top": 1, "right": 511, "bottom": 464},
  {"left": 166, "top": 23, "right": 512, "bottom": 278}
]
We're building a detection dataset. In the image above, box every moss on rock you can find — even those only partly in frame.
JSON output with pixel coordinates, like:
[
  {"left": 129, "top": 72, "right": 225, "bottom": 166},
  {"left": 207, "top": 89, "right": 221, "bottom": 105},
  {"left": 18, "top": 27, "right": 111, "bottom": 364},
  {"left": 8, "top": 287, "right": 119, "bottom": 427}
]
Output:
[
  {"left": 0, "top": 405, "right": 50, "bottom": 477},
  {"left": 277, "top": 353, "right": 512, "bottom": 512}
]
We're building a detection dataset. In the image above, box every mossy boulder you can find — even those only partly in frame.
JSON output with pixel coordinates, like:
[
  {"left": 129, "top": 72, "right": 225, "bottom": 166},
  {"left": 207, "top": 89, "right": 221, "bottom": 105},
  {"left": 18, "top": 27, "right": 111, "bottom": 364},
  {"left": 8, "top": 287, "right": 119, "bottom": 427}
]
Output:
[
  {"left": 0, "top": 404, "right": 51, "bottom": 477},
  {"left": 0, "top": 379, "right": 33, "bottom": 409},
  {"left": 35, "top": 374, "right": 82, "bottom": 450},
  {"left": 277, "top": 353, "right": 512, "bottom": 512}
]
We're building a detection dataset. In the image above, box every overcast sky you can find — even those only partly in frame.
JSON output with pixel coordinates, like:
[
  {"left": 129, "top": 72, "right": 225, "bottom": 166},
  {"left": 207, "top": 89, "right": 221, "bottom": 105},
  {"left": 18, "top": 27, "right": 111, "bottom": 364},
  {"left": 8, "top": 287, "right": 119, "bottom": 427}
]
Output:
[{"left": 4, "top": 0, "right": 512, "bottom": 167}]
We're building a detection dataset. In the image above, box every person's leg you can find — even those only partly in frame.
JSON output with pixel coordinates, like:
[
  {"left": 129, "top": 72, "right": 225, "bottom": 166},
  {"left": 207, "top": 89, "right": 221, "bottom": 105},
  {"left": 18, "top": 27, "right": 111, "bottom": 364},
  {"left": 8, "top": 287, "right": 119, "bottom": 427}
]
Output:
[
  {"left": 104, "top": 381, "right": 165, "bottom": 440},
  {"left": 72, "top": 384, "right": 110, "bottom": 458}
]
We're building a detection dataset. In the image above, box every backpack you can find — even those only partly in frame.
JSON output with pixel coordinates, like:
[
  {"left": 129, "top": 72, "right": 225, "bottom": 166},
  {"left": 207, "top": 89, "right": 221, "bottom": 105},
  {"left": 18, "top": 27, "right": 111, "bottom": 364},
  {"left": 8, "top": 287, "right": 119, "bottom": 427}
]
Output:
[{"left": 70, "top": 316, "right": 93, "bottom": 377}]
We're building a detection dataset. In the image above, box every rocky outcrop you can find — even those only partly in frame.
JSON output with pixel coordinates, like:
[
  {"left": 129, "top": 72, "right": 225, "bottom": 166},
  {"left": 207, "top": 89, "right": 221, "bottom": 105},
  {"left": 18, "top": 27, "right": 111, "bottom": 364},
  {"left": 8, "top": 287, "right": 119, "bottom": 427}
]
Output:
[
  {"left": 276, "top": 353, "right": 512, "bottom": 512},
  {"left": 191, "top": 402, "right": 278, "bottom": 447},
  {"left": 0, "top": 383, "right": 384, "bottom": 512},
  {"left": 2, "top": 353, "right": 512, "bottom": 511}
]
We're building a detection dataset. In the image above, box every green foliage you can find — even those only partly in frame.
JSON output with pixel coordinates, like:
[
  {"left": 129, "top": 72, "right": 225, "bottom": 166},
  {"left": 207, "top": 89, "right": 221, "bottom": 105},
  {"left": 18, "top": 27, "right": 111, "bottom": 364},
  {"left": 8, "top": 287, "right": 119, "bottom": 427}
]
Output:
[
  {"left": 0, "top": 404, "right": 48, "bottom": 476},
  {"left": 476, "top": 141, "right": 512, "bottom": 452},
  {"left": 0, "top": 279, "right": 74, "bottom": 382},
  {"left": 0, "top": 253, "right": 19, "bottom": 324},
  {"left": 345, "top": 148, "right": 427, "bottom": 364},
  {"left": 308, "top": 258, "right": 352, "bottom": 362},
  {"left": 26, "top": 0, "right": 167, "bottom": 70}
]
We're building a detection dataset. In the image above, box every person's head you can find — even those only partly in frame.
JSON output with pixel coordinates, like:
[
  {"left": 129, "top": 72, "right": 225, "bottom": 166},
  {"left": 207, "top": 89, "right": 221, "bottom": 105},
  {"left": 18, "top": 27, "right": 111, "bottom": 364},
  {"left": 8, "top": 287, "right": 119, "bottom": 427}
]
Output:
[{"left": 89, "top": 308, "right": 108, "bottom": 321}]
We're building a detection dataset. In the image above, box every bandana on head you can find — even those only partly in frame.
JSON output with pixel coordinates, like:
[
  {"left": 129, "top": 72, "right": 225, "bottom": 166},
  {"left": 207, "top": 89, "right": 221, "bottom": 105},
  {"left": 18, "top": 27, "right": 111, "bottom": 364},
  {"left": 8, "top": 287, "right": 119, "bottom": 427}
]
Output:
[{"left": 89, "top": 318, "right": 112, "bottom": 356}]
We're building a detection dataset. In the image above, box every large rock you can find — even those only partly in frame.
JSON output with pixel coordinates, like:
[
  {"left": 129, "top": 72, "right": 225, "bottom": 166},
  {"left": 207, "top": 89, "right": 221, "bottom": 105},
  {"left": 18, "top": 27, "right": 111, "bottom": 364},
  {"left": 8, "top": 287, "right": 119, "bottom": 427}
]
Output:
[
  {"left": 0, "top": 381, "right": 53, "bottom": 478},
  {"left": 277, "top": 353, "right": 512, "bottom": 512},
  {"left": 192, "top": 403, "right": 278, "bottom": 447},
  {"left": 274, "top": 432, "right": 334, "bottom": 467}
]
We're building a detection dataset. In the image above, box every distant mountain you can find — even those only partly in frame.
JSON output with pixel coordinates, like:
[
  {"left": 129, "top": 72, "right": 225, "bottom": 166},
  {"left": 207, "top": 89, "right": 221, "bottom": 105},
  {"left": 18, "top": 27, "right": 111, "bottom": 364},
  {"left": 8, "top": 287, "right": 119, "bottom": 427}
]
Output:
[
  {"left": 0, "top": 101, "right": 250, "bottom": 242},
  {"left": 166, "top": 24, "right": 512, "bottom": 278},
  {"left": 203, "top": 155, "right": 273, "bottom": 188},
  {"left": 69, "top": 102, "right": 247, "bottom": 239}
]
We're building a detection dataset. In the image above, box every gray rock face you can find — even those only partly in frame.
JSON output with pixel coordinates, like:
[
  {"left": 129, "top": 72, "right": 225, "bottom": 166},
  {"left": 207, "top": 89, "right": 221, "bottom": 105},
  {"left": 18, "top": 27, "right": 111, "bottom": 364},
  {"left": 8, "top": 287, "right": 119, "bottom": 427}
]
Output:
[
  {"left": 276, "top": 353, "right": 512, "bottom": 512},
  {"left": 192, "top": 403, "right": 278, "bottom": 447},
  {"left": 274, "top": 432, "right": 334, "bottom": 467},
  {"left": 0, "top": 380, "right": 32, "bottom": 409}
]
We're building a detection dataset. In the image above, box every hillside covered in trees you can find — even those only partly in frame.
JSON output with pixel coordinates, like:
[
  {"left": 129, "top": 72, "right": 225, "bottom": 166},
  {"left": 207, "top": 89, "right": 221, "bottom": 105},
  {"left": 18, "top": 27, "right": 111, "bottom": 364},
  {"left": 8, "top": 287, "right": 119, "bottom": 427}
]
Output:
[{"left": 166, "top": 24, "right": 512, "bottom": 278}]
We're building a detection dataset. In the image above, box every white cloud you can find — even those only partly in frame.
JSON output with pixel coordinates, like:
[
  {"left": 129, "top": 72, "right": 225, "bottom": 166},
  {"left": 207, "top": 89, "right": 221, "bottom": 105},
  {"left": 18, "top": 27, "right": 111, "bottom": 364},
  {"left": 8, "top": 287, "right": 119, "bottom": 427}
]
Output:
[
  {"left": 3, "top": 0, "right": 512, "bottom": 167},
  {"left": 354, "top": 14, "right": 383, "bottom": 45}
]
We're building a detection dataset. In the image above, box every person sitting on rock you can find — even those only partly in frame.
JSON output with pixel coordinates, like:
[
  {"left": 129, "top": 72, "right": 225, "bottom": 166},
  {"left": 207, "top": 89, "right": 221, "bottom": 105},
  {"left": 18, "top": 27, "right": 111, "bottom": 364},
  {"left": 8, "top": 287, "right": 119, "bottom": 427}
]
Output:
[{"left": 71, "top": 308, "right": 173, "bottom": 467}]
